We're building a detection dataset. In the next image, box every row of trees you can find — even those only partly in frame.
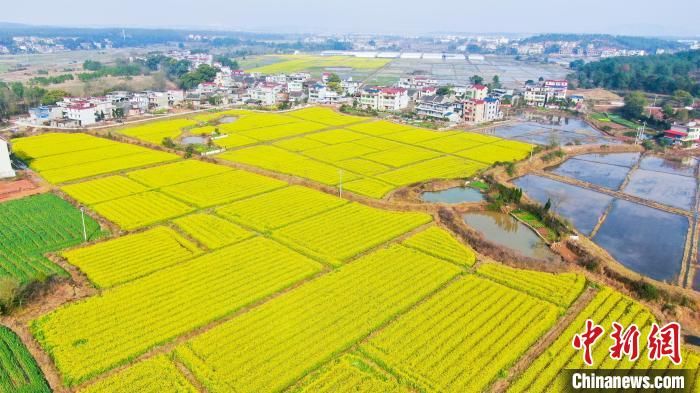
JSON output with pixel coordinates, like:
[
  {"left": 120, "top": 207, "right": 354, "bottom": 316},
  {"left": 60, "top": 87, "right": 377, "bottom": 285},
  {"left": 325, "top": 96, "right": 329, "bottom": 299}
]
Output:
[
  {"left": 569, "top": 50, "right": 700, "bottom": 96},
  {"left": 0, "top": 82, "right": 68, "bottom": 122}
]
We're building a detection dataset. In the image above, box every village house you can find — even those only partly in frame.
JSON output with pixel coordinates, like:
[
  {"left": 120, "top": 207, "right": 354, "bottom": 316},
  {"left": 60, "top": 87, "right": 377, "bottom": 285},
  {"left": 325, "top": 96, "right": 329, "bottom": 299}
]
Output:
[
  {"left": 664, "top": 121, "right": 700, "bottom": 145},
  {"left": 359, "top": 87, "right": 409, "bottom": 112},
  {"left": 462, "top": 97, "right": 503, "bottom": 124},
  {"left": 416, "top": 95, "right": 461, "bottom": 122},
  {"left": 523, "top": 80, "right": 568, "bottom": 107},
  {"left": 0, "top": 137, "right": 15, "bottom": 179}
]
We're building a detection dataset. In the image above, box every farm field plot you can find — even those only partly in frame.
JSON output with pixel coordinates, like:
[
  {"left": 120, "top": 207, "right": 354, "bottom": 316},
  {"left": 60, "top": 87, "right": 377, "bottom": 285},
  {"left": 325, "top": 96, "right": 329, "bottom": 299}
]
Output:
[
  {"left": 161, "top": 170, "right": 286, "bottom": 208},
  {"left": 92, "top": 191, "right": 194, "bottom": 230},
  {"left": 289, "top": 354, "right": 410, "bottom": 393},
  {"left": 402, "top": 226, "right": 476, "bottom": 266},
  {"left": 33, "top": 237, "right": 322, "bottom": 386},
  {"left": 14, "top": 133, "right": 180, "bottom": 184},
  {"left": 62, "top": 175, "right": 149, "bottom": 205},
  {"left": 217, "top": 185, "right": 348, "bottom": 231},
  {"left": 28, "top": 143, "right": 150, "bottom": 172},
  {"left": 173, "top": 214, "right": 253, "bottom": 249},
  {"left": 0, "top": 193, "right": 103, "bottom": 283},
  {"left": 0, "top": 326, "right": 51, "bottom": 393},
  {"left": 238, "top": 121, "right": 328, "bottom": 141},
  {"left": 62, "top": 226, "right": 202, "bottom": 288},
  {"left": 12, "top": 133, "right": 114, "bottom": 159},
  {"left": 126, "top": 159, "right": 231, "bottom": 188},
  {"left": 508, "top": 287, "right": 698, "bottom": 392},
  {"left": 39, "top": 151, "right": 179, "bottom": 184},
  {"left": 342, "top": 178, "right": 395, "bottom": 199},
  {"left": 274, "top": 203, "right": 431, "bottom": 264},
  {"left": 174, "top": 245, "right": 461, "bottom": 393},
  {"left": 476, "top": 263, "right": 586, "bottom": 307},
  {"left": 118, "top": 118, "right": 198, "bottom": 144},
  {"left": 287, "top": 107, "right": 366, "bottom": 127},
  {"left": 78, "top": 355, "right": 196, "bottom": 393},
  {"left": 211, "top": 133, "right": 258, "bottom": 148},
  {"left": 245, "top": 55, "right": 391, "bottom": 74},
  {"left": 361, "top": 275, "right": 559, "bottom": 392},
  {"left": 455, "top": 144, "right": 529, "bottom": 164},
  {"left": 205, "top": 108, "right": 532, "bottom": 198},
  {"left": 377, "top": 156, "right": 486, "bottom": 186}
]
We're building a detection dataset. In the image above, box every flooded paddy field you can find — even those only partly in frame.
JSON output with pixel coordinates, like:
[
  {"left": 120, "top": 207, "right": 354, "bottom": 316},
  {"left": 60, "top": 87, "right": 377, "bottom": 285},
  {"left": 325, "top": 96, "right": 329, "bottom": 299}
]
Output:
[
  {"left": 463, "top": 211, "right": 557, "bottom": 261},
  {"left": 421, "top": 187, "right": 484, "bottom": 204},
  {"left": 593, "top": 199, "right": 688, "bottom": 283},
  {"left": 515, "top": 152, "right": 698, "bottom": 285},
  {"left": 622, "top": 169, "right": 697, "bottom": 211},
  {"left": 551, "top": 158, "right": 630, "bottom": 190},
  {"left": 514, "top": 175, "right": 613, "bottom": 236},
  {"left": 482, "top": 115, "right": 617, "bottom": 146}
]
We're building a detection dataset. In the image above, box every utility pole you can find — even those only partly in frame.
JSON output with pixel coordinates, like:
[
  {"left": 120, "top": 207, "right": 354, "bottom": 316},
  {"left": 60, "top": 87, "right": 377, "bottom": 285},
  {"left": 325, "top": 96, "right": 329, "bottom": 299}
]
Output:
[
  {"left": 339, "top": 170, "right": 343, "bottom": 198},
  {"left": 80, "top": 207, "right": 87, "bottom": 242},
  {"left": 635, "top": 121, "right": 647, "bottom": 145}
]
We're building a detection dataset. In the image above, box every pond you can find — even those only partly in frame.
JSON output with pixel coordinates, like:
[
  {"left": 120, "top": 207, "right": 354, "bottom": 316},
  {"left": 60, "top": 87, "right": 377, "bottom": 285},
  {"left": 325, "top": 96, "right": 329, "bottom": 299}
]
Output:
[
  {"left": 421, "top": 187, "right": 484, "bottom": 204},
  {"left": 463, "top": 211, "right": 558, "bottom": 261},
  {"left": 218, "top": 116, "right": 237, "bottom": 124},
  {"left": 514, "top": 175, "right": 614, "bottom": 236},
  {"left": 593, "top": 199, "right": 688, "bottom": 283},
  {"left": 181, "top": 136, "right": 207, "bottom": 145}
]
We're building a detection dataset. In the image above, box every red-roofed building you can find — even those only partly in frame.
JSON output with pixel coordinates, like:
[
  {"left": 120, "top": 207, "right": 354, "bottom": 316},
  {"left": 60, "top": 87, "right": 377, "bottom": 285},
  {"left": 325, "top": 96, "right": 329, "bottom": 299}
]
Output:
[
  {"left": 465, "top": 84, "right": 489, "bottom": 100},
  {"left": 664, "top": 121, "right": 700, "bottom": 144}
]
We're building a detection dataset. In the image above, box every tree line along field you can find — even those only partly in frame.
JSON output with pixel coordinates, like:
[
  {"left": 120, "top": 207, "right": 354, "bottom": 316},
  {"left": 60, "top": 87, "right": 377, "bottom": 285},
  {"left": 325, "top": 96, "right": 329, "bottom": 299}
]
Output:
[
  {"left": 115, "top": 107, "right": 532, "bottom": 198},
  {"left": 3, "top": 116, "right": 700, "bottom": 392}
]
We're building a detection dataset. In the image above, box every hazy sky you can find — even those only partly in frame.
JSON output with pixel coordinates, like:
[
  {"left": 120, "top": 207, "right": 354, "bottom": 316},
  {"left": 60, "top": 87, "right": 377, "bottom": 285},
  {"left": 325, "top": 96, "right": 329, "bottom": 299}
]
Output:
[{"left": 3, "top": 0, "right": 700, "bottom": 37}]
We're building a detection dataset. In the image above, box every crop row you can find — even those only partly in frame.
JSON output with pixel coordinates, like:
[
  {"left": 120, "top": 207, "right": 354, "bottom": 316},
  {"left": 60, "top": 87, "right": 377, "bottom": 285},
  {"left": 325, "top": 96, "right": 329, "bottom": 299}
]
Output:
[
  {"left": 216, "top": 185, "right": 348, "bottom": 232},
  {"left": 62, "top": 226, "right": 202, "bottom": 288},
  {"left": 174, "top": 244, "right": 461, "bottom": 393},
  {"left": 77, "top": 355, "right": 195, "bottom": 393},
  {"left": 402, "top": 226, "right": 476, "bottom": 266},
  {"left": 508, "top": 287, "right": 699, "bottom": 392},
  {"left": 274, "top": 203, "right": 432, "bottom": 265},
  {"left": 476, "top": 263, "right": 586, "bottom": 307},
  {"left": 62, "top": 175, "right": 149, "bottom": 205},
  {"left": 32, "top": 237, "right": 322, "bottom": 386},
  {"left": 92, "top": 191, "right": 194, "bottom": 230},
  {"left": 173, "top": 213, "right": 253, "bottom": 250},
  {"left": 289, "top": 354, "right": 410, "bottom": 393},
  {"left": 361, "top": 275, "right": 559, "bottom": 392},
  {"left": 0, "top": 326, "right": 51, "bottom": 393}
]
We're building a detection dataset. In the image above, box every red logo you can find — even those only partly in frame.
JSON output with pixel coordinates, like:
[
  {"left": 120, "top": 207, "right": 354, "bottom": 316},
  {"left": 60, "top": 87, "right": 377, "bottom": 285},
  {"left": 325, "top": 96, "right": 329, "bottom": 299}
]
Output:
[{"left": 572, "top": 319, "right": 605, "bottom": 366}]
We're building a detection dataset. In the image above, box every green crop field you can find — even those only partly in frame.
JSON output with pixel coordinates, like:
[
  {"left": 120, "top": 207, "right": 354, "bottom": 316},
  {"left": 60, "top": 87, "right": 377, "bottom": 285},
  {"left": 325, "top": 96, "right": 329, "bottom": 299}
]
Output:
[
  {"left": 0, "top": 193, "right": 104, "bottom": 283},
  {"left": 0, "top": 326, "right": 51, "bottom": 392}
]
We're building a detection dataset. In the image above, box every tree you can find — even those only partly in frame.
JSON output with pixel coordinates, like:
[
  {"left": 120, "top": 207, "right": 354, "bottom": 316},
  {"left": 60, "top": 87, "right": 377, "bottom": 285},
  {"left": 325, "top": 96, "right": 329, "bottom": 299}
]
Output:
[
  {"left": 491, "top": 75, "right": 501, "bottom": 89},
  {"left": 179, "top": 64, "right": 220, "bottom": 90},
  {"left": 469, "top": 75, "right": 484, "bottom": 85},
  {"left": 327, "top": 73, "right": 341, "bottom": 84},
  {"left": 214, "top": 55, "right": 239, "bottom": 69},
  {"left": 662, "top": 103, "right": 675, "bottom": 119},
  {"left": 621, "top": 91, "right": 648, "bottom": 119},
  {"left": 83, "top": 60, "right": 103, "bottom": 71},
  {"left": 673, "top": 90, "right": 694, "bottom": 106},
  {"left": 162, "top": 137, "right": 176, "bottom": 148},
  {"left": 113, "top": 107, "right": 125, "bottom": 119},
  {"left": 41, "top": 90, "right": 69, "bottom": 105},
  {"left": 436, "top": 86, "right": 452, "bottom": 96},
  {"left": 544, "top": 198, "right": 552, "bottom": 213}
]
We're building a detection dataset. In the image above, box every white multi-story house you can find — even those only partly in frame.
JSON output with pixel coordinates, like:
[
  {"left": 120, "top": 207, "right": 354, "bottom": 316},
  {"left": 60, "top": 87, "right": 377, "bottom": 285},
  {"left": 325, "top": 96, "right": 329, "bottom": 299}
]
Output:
[
  {"left": 287, "top": 80, "right": 304, "bottom": 93},
  {"left": 360, "top": 87, "right": 409, "bottom": 112},
  {"left": 523, "top": 80, "right": 568, "bottom": 107},
  {"left": 308, "top": 84, "right": 342, "bottom": 104},
  {"left": 0, "top": 137, "right": 15, "bottom": 179},
  {"left": 416, "top": 95, "right": 460, "bottom": 122},
  {"left": 248, "top": 83, "right": 283, "bottom": 106}
]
